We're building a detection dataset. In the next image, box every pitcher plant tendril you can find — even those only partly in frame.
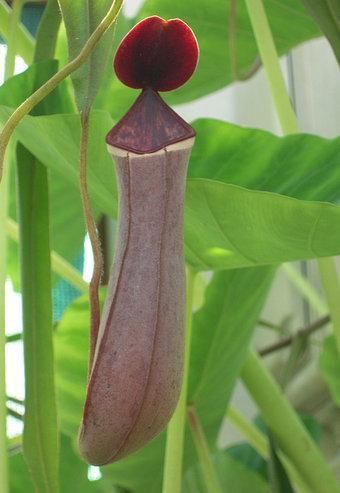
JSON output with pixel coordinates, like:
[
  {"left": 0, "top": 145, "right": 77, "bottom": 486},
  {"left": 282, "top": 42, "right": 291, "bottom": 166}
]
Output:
[{"left": 78, "top": 16, "right": 199, "bottom": 465}]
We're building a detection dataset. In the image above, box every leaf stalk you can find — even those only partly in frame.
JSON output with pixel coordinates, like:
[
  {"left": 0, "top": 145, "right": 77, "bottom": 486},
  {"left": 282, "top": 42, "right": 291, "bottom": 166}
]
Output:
[
  {"left": 187, "top": 404, "right": 223, "bottom": 493},
  {"left": 241, "top": 350, "right": 340, "bottom": 493},
  {"left": 162, "top": 267, "right": 196, "bottom": 493}
]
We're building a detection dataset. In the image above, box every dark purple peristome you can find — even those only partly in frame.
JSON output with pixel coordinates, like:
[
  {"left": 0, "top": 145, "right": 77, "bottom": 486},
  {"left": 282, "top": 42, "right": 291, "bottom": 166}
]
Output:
[
  {"left": 78, "top": 16, "right": 198, "bottom": 466},
  {"left": 106, "top": 87, "right": 195, "bottom": 154}
]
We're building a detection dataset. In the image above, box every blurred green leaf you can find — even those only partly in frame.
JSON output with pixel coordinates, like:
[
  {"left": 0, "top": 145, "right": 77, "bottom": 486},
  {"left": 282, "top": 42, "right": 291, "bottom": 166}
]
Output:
[
  {"left": 98, "top": 0, "right": 320, "bottom": 118},
  {"left": 0, "top": 59, "right": 73, "bottom": 114},
  {"left": 183, "top": 452, "right": 270, "bottom": 493},
  {"left": 9, "top": 453, "right": 35, "bottom": 493},
  {"left": 188, "top": 268, "right": 273, "bottom": 443},
  {"left": 267, "top": 433, "right": 295, "bottom": 493},
  {"left": 59, "top": 0, "right": 118, "bottom": 111},
  {"left": 226, "top": 411, "right": 321, "bottom": 483},
  {"left": 9, "top": 434, "right": 108, "bottom": 493},
  {"left": 227, "top": 442, "right": 268, "bottom": 479},
  {"left": 320, "top": 335, "right": 340, "bottom": 406},
  {"left": 300, "top": 0, "right": 340, "bottom": 63},
  {"left": 54, "top": 293, "right": 95, "bottom": 438}
]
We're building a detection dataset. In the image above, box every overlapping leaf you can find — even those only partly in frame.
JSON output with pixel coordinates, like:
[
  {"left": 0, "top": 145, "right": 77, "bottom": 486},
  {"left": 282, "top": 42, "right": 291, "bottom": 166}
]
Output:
[
  {"left": 58, "top": 0, "right": 118, "bottom": 111},
  {"left": 183, "top": 451, "right": 270, "bottom": 493}
]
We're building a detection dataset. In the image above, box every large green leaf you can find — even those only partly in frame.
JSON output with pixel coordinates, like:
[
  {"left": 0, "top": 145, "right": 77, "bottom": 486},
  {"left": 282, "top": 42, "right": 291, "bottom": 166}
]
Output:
[
  {"left": 188, "top": 268, "right": 273, "bottom": 442},
  {"left": 59, "top": 0, "right": 117, "bottom": 111},
  {"left": 2, "top": 111, "right": 340, "bottom": 271},
  {"left": 189, "top": 119, "right": 340, "bottom": 203},
  {"left": 55, "top": 267, "right": 272, "bottom": 492},
  {"left": 97, "top": 0, "right": 320, "bottom": 118},
  {"left": 300, "top": 0, "right": 340, "bottom": 63},
  {"left": 183, "top": 451, "right": 270, "bottom": 493},
  {"left": 184, "top": 179, "right": 340, "bottom": 271}
]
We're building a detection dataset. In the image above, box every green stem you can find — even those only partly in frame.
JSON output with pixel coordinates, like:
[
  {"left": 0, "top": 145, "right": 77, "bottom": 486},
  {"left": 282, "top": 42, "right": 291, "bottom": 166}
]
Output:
[
  {"left": 4, "top": 0, "right": 24, "bottom": 80},
  {"left": 226, "top": 405, "right": 311, "bottom": 493},
  {"left": 17, "top": 3, "right": 64, "bottom": 489},
  {"left": 0, "top": 0, "right": 35, "bottom": 64},
  {"left": 187, "top": 405, "right": 223, "bottom": 493},
  {"left": 17, "top": 147, "right": 59, "bottom": 493},
  {"left": 317, "top": 257, "right": 340, "bottom": 354},
  {"left": 0, "top": 2, "right": 25, "bottom": 489},
  {"left": 6, "top": 218, "right": 88, "bottom": 293},
  {"left": 6, "top": 395, "right": 23, "bottom": 406},
  {"left": 162, "top": 267, "right": 196, "bottom": 493},
  {"left": 0, "top": 0, "right": 124, "bottom": 183},
  {"left": 241, "top": 350, "right": 340, "bottom": 493},
  {"left": 6, "top": 407, "right": 23, "bottom": 421},
  {"left": 282, "top": 263, "right": 327, "bottom": 316},
  {"left": 0, "top": 157, "right": 9, "bottom": 493},
  {"left": 79, "top": 110, "right": 103, "bottom": 369},
  {"left": 226, "top": 406, "right": 268, "bottom": 457},
  {"left": 5, "top": 333, "right": 22, "bottom": 343},
  {"left": 7, "top": 434, "right": 22, "bottom": 456},
  {"left": 244, "top": 0, "right": 298, "bottom": 135}
]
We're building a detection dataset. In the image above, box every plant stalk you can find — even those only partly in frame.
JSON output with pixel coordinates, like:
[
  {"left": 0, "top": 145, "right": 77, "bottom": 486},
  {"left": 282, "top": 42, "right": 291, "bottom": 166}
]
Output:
[
  {"left": 282, "top": 263, "right": 327, "bottom": 316},
  {"left": 17, "top": 146, "right": 59, "bottom": 493},
  {"left": 317, "top": 257, "right": 340, "bottom": 354},
  {"left": 187, "top": 405, "right": 223, "bottom": 493},
  {"left": 79, "top": 110, "right": 103, "bottom": 369},
  {"left": 0, "top": 0, "right": 124, "bottom": 183},
  {"left": 0, "top": 159, "right": 8, "bottom": 493},
  {"left": 244, "top": 0, "right": 298, "bottom": 135},
  {"left": 16, "top": 2, "right": 65, "bottom": 488},
  {"left": 259, "top": 315, "right": 330, "bottom": 356},
  {"left": 162, "top": 267, "right": 196, "bottom": 493},
  {"left": 241, "top": 350, "right": 340, "bottom": 493},
  {"left": 226, "top": 406, "right": 268, "bottom": 457},
  {"left": 0, "top": 1, "right": 25, "bottom": 488},
  {"left": 226, "top": 405, "right": 312, "bottom": 493}
]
